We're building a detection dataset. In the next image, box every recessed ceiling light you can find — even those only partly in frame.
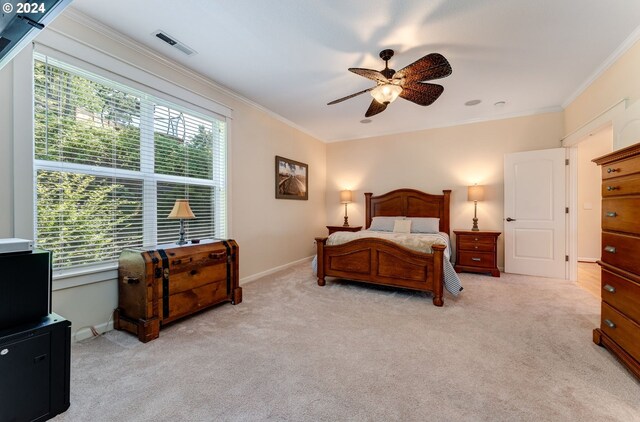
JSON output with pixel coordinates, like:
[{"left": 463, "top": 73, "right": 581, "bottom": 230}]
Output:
[
  {"left": 465, "top": 99, "right": 481, "bottom": 106},
  {"left": 360, "top": 119, "right": 372, "bottom": 124},
  {"left": 494, "top": 101, "right": 506, "bottom": 107}
]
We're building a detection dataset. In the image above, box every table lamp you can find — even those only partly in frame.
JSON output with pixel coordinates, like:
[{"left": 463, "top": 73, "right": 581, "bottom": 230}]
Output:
[
  {"left": 167, "top": 199, "right": 196, "bottom": 245},
  {"left": 467, "top": 185, "right": 484, "bottom": 231},
  {"left": 340, "top": 190, "right": 353, "bottom": 227}
]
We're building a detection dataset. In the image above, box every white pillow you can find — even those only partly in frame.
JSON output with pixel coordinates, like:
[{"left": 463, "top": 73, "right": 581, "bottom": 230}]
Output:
[
  {"left": 407, "top": 217, "right": 440, "bottom": 233},
  {"left": 393, "top": 219, "right": 412, "bottom": 233},
  {"left": 369, "top": 216, "right": 405, "bottom": 231}
]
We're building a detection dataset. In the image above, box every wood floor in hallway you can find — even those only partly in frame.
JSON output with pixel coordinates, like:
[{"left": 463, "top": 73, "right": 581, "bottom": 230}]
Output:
[{"left": 577, "top": 261, "right": 600, "bottom": 299}]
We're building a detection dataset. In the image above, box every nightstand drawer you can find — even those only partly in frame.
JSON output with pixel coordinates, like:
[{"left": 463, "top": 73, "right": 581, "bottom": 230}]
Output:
[
  {"left": 458, "top": 239, "right": 495, "bottom": 252},
  {"left": 457, "top": 251, "right": 495, "bottom": 269},
  {"left": 456, "top": 234, "right": 495, "bottom": 245}
]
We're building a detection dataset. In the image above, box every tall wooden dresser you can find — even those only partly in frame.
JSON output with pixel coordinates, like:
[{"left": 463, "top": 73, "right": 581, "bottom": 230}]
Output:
[{"left": 592, "top": 142, "right": 640, "bottom": 380}]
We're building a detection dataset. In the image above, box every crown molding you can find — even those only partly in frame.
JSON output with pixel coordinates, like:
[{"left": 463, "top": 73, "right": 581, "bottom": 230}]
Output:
[
  {"left": 562, "top": 23, "right": 640, "bottom": 109},
  {"left": 56, "top": 7, "right": 324, "bottom": 141}
]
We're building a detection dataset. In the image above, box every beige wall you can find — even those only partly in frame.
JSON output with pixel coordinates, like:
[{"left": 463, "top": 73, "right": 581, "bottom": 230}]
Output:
[
  {"left": 577, "top": 127, "right": 612, "bottom": 260},
  {"left": 564, "top": 39, "right": 640, "bottom": 148},
  {"left": 325, "top": 112, "right": 565, "bottom": 268},
  {"left": 0, "top": 14, "right": 326, "bottom": 339}
]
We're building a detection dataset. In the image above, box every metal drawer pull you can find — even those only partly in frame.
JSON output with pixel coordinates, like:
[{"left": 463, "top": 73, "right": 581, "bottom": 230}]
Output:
[
  {"left": 471, "top": 257, "right": 481, "bottom": 262},
  {"left": 606, "top": 186, "right": 619, "bottom": 191},
  {"left": 603, "top": 319, "right": 616, "bottom": 329},
  {"left": 606, "top": 167, "right": 619, "bottom": 173},
  {"left": 604, "top": 246, "right": 616, "bottom": 254},
  {"left": 603, "top": 284, "right": 616, "bottom": 293},
  {"left": 605, "top": 212, "right": 617, "bottom": 217}
]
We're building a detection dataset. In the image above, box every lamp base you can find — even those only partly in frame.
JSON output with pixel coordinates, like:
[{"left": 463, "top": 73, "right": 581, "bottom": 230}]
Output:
[{"left": 343, "top": 203, "right": 349, "bottom": 227}]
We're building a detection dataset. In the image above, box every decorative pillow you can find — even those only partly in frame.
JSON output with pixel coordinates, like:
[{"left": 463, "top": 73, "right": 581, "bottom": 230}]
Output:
[
  {"left": 369, "top": 216, "right": 405, "bottom": 231},
  {"left": 408, "top": 217, "right": 440, "bottom": 233},
  {"left": 393, "top": 219, "right": 412, "bottom": 233}
]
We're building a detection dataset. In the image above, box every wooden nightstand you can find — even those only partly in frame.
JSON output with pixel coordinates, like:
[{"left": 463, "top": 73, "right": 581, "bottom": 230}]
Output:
[
  {"left": 453, "top": 230, "right": 501, "bottom": 277},
  {"left": 327, "top": 225, "right": 362, "bottom": 235}
]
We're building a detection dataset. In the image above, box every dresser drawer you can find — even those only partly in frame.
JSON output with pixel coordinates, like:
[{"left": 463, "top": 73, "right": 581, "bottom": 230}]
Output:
[
  {"left": 601, "top": 269, "right": 640, "bottom": 325},
  {"left": 457, "top": 251, "right": 495, "bottom": 269},
  {"left": 602, "top": 197, "right": 640, "bottom": 235},
  {"left": 601, "top": 232, "right": 640, "bottom": 274},
  {"left": 602, "top": 156, "right": 640, "bottom": 180},
  {"left": 165, "top": 245, "right": 228, "bottom": 274},
  {"left": 601, "top": 302, "right": 640, "bottom": 363},
  {"left": 601, "top": 174, "right": 640, "bottom": 197}
]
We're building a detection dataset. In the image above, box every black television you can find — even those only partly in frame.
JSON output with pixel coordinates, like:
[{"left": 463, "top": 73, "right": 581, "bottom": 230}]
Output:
[{"left": 0, "top": 0, "right": 71, "bottom": 70}]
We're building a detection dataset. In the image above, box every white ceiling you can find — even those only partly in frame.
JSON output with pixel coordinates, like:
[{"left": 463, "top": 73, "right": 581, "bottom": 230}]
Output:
[{"left": 70, "top": 0, "right": 640, "bottom": 142}]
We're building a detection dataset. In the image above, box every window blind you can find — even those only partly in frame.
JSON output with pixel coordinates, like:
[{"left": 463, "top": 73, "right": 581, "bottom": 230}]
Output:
[{"left": 34, "top": 54, "right": 227, "bottom": 271}]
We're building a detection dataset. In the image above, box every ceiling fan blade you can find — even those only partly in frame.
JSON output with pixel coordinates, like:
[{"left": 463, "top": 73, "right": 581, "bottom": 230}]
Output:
[
  {"left": 327, "top": 87, "right": 374, "bottom": 105},
  {"left": 365, "top": 99, "right": 387, "bottom": 117},
  {"left": 349, "top": 68, "right": 389, "bottom": 84},
  {"left": 394, "top": 53, "right": 452, "bottom": 84},
  {"left": 399, "top": 83, "right": 444, "bottom": 106}
]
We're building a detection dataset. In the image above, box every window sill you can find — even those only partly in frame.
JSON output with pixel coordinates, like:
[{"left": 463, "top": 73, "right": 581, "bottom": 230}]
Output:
[{"left": 52, "top": 262, "right": 118, "bottom": 291}]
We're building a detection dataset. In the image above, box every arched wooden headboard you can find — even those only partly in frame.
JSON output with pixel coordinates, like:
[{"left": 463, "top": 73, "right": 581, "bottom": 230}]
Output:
[{"left": 364, "top": 189, "right": 451, "bottom": 235}]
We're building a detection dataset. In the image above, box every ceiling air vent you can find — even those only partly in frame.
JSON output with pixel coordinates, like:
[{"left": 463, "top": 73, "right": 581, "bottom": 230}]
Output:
[{"left": 152, "top": 30, "right": 196, "bottom": 56}]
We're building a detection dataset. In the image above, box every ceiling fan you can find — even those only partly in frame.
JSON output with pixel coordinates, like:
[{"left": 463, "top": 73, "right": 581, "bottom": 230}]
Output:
[{"left": 328, "top": 49, "right": 452, "bottom": 117}]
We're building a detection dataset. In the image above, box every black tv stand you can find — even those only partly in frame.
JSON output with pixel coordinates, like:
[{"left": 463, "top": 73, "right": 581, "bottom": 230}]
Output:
[{"left": 0, "top": 313, "right": 71, "bottom": 421}]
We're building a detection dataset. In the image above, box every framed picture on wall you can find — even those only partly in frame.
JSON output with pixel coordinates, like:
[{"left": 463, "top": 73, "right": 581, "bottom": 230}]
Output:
[{"left": 275, "top": 156, "right": 308, "bottom": 200}]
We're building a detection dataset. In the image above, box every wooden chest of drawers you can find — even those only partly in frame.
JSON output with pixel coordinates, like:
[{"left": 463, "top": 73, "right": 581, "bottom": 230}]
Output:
[
  {"left": 114, "top": 239, "right": 241, "bottom": 342},
  {"left": 592, "top": 142, "right": 640, "bottom": 380},
  {"left": 453, "top": 230, "right": 501, "bottom": 277}
]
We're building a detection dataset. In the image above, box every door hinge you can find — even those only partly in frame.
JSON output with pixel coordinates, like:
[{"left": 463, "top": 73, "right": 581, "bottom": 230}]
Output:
[
  {"left": 565, "top": 255, "right": 569, "bottom": 262},
  {"left": 565, "top": 207, "right": 569, "bottom": 213},
  {"left": 565, "top": 158, "right": 569, "bottom": 165}
]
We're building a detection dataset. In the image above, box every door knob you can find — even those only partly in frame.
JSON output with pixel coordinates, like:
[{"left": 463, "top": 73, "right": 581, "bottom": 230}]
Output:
[{"left": 506, "top": 217, "right": 516, "bottom": 222}]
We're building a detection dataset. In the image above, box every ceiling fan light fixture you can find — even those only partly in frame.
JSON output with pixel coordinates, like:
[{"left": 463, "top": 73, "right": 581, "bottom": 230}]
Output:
[{"left": 371, "top": 84, "right": 402, "bottom": 104}]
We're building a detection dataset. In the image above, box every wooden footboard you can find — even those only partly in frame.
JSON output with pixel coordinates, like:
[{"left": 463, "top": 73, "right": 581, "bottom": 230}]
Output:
[{"left": 315, "top": 237, "right": 446, "bottom": 306}]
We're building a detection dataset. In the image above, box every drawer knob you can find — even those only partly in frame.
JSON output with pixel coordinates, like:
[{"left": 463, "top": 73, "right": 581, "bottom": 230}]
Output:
[
  {"left": 606, "top": 186, "right": 619, "bottom": 191},
  {"left": 471, "top": 257, "right": 481, "bottom": 262},
  {"left": 604, "top": 246, "right": 616, "bottom": 254},
  {"left": 605, "top": 212, "right": 617, "bottom": 217},
  {"left": 603, "top": 319, "right": 616, "bottom": 329},
  {"left": 474, "top": 238, "right": 478, "bottom": 241},
  {"left": 606, "top": 167, "right": 619, "bottom": 173},
  {"left": 474, "top": 246, "right": 478, "bottom": 249},
  {"left": 603, "top": 284, "right": 616, "bottom": 294}
]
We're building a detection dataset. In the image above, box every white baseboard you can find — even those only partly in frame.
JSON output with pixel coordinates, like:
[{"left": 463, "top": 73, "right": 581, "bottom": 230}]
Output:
[
  {"left": 578, "top": 257, "right": 599, "bottom": 263},
  {"left": 240, "top": 255, "right": 314, "bottom": 284},
  {"left": 73, "top": 320, "right": 114, "bottom": 342}
]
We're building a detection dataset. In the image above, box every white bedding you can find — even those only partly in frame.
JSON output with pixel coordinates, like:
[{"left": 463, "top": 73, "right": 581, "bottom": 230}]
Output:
[{"left": 314, "top": 230, "right": 463, "bottom": 296}]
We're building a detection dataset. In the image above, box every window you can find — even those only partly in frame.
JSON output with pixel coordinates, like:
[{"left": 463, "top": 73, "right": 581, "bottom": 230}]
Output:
[{"left": 33, "top": 54, "right": 227, "bottom": 271}]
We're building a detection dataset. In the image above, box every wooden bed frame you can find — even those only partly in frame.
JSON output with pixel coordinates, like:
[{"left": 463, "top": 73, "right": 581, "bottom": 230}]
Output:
[{"left": 315, "top": 189, "right": 451, "bottom": 306}]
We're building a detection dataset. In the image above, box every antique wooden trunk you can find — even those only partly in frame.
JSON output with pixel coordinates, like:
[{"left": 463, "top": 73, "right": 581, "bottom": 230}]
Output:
[{"left": 114, "top": 239, "right": 241, "bottom": 342}]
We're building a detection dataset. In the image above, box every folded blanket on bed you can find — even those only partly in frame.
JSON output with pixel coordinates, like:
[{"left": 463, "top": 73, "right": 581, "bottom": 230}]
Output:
[{"left": 313, "top": 230, "right": 463, "bottom": 296}]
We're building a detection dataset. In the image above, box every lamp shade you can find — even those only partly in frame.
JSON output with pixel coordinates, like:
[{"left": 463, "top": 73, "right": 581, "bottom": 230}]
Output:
[
  {"left": 340, "top": 190, "right": 353, "bottom": 204},
  {"left": 467, "top": 185, "right": 485, "bottom": 202},
  {"left": 167, "top": 199, "right": 196, "bottom": 219},
  {"left": 371, "top": 84, "right": 402, "bottom": 104}
]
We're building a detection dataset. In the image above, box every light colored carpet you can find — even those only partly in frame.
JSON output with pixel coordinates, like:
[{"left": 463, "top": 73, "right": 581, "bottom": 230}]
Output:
[{"left": 53, "top": 261, "right": 639, "bottom": 422}]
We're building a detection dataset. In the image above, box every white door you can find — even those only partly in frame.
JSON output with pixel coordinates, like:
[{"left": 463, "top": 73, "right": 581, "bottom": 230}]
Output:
[{"left": 504, "top": 148, "right": 567, "bottom": 278}]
